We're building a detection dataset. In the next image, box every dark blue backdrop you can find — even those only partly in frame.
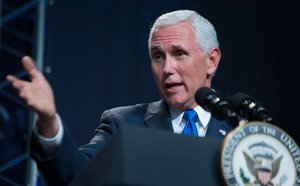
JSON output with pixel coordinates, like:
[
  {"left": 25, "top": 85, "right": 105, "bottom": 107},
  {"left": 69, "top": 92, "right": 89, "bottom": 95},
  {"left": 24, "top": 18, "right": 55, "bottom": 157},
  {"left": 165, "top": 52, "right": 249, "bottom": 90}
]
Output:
[{"left": 43, "top": 0, "right": 299, "bottom": 146}]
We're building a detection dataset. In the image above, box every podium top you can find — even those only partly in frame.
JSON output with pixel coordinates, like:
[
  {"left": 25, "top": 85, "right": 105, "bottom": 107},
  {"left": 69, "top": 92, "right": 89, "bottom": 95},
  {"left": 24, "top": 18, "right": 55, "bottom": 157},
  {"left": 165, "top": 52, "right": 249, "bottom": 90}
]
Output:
[{"left": 71, "top": 124, "right": 224, "bottom": 186}]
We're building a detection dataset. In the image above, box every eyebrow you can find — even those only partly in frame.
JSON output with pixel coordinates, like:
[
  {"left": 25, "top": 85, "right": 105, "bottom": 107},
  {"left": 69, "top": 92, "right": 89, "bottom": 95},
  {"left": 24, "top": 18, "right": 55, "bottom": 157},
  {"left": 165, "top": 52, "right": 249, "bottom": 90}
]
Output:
[
  {"left": 171, "top": 44, "right": 186, "bottom": 51},
  {"left": 150, "top": 45, "right": 162, "bottom": 53}
]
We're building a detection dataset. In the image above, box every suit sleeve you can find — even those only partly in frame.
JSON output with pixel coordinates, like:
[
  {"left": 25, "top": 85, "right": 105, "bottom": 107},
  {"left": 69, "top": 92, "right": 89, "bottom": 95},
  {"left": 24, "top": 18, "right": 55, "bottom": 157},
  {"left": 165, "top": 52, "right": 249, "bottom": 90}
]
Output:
[{"left": 30, "top": 110, "right": 118, "bottom": 185}]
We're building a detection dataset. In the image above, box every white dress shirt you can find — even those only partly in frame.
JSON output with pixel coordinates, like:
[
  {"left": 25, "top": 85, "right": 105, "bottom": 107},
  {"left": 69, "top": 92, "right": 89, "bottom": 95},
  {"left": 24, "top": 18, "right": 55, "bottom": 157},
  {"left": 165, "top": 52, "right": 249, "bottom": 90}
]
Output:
[
  {"left": 33, "top": 114, "right": 64, "bottom": 153},
  {"left": 169, "top": 105, "right": 211, "bottom": 137}
]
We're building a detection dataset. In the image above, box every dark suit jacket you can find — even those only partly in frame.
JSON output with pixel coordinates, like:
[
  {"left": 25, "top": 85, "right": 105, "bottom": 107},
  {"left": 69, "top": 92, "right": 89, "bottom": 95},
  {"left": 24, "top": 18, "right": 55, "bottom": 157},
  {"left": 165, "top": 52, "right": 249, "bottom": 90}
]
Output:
[{"left": 31, "top": 100, "right": 232, "bottom": 186}]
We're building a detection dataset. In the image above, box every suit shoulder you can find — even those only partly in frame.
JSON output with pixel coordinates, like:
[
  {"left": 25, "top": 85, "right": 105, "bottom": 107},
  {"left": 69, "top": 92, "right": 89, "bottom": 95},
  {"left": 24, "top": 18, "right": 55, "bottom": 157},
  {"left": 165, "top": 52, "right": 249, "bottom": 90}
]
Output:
[{"left": 106, "top": 100, "right": 162, "bottom": 116}]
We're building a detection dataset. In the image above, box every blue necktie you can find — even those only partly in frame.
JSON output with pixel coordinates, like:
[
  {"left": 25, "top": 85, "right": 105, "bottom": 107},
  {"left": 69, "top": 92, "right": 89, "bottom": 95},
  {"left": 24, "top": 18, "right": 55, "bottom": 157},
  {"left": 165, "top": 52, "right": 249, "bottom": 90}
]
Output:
[{"left": 182, "top": 109, "right": 198, "bottom": 136}]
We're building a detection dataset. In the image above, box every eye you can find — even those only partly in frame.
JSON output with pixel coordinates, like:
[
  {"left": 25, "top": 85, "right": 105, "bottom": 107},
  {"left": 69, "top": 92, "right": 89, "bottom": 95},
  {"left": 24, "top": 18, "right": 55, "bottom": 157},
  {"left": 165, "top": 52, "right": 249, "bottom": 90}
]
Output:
[
  {"left": 151, "top": 52, "right": 165, "bottom": 63},
  {"left": 175, "top": 50, "right": 187, "bottom": 59}
]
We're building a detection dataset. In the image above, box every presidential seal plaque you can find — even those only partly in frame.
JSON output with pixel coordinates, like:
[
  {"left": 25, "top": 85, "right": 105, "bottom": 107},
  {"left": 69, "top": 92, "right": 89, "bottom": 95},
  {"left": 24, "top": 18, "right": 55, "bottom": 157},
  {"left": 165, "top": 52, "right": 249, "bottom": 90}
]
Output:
[{"left": 220, "top": 121, "right": 300, "bottom": 186}]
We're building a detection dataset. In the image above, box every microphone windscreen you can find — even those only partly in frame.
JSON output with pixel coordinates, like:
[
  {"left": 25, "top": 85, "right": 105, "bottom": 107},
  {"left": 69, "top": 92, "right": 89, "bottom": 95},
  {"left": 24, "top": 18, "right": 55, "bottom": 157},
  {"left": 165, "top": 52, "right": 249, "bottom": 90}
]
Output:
[
  {"left": 231, "top": 92, "right": 255, "bottom": 109},
  {"left": 194, "top": 87, "right": 215, "bottom": 105}
]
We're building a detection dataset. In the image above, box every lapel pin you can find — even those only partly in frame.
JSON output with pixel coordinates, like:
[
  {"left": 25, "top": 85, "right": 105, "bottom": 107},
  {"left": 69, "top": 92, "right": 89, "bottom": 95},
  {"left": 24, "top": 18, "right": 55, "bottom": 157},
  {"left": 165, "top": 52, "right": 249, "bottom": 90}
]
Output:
[{"left": 219, "top": 129, "right": 227, "bottom": 136}]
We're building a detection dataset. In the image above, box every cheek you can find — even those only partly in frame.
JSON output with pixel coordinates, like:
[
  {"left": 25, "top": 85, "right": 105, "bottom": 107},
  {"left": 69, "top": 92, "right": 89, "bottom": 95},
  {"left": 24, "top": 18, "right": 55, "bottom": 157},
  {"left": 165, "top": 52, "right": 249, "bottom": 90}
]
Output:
[
  {"left": 182, "top": 62, "right": 205, "bottom": 78},
  {"left": 193, "top": 59, "right": 208, "bottom": 76},
  {"left": 186, "top": 63, "right": 207, "bottom": 86}
]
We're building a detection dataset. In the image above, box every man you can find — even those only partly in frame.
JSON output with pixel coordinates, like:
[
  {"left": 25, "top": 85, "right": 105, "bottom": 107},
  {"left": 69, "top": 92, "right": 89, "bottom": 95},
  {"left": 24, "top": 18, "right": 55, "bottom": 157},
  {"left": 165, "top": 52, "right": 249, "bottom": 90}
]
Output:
[{"left": 6, "top": 10, "right": 232, "bottom": 185}]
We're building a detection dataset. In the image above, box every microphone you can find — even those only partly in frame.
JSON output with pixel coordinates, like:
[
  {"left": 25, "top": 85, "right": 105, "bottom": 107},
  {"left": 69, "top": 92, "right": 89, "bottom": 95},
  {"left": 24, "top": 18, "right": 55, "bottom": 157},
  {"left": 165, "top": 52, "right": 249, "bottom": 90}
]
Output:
[
  {"left": 231, "top": 92, "right": 274, "bottom": 123},
  {"left": 195, "top": 87, "right": 240, "bottom": 127}
]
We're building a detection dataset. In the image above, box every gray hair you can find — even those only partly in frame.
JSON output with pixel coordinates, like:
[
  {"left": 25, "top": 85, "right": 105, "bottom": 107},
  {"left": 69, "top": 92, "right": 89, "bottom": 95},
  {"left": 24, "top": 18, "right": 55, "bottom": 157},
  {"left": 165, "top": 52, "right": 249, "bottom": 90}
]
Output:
[{"left": 148, "top": 10, "right": 219, "bottom": 54}]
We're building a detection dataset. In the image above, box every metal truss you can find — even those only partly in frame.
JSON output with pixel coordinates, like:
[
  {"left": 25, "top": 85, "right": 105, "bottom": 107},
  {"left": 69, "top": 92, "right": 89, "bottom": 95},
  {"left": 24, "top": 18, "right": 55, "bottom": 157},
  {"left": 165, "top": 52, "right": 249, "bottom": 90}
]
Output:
[{"left": 0, "top": 0, "right": 46, "bottom": 185}]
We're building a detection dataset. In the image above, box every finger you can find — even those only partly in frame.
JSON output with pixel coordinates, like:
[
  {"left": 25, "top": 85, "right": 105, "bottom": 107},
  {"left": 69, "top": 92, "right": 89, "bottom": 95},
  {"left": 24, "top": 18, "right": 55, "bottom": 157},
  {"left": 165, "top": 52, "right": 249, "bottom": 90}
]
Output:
[
  {"left": 22, "top": 56, "right": 42, "bottom": 80},
  {"left": 6, "top": 74, "right": 19, "bottom": 83},
  {"left": 6, "top": 75, "right": 27, "bottom": 90}
]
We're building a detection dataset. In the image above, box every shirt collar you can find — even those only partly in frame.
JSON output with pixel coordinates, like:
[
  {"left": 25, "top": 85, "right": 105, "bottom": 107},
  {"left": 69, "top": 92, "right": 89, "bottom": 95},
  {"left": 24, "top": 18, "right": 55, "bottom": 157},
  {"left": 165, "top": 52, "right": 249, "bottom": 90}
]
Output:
[{"left": 169, "top": 105, "right": 211, "bottom": 129}]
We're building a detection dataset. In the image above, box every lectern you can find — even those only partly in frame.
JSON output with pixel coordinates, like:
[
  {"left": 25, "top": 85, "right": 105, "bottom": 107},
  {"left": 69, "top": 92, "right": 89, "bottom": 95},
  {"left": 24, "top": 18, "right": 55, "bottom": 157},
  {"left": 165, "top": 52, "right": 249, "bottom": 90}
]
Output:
[{"left": 70, "top": 125, "right": 223, "bottom": 186}]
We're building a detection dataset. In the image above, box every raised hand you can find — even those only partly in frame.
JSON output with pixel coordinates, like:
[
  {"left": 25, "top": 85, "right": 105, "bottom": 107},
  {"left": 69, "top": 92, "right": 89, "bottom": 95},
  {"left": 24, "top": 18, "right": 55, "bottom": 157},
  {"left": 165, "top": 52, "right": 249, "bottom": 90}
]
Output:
[{"left": 6, "top": 56, "right": 58, "bottom": 137}]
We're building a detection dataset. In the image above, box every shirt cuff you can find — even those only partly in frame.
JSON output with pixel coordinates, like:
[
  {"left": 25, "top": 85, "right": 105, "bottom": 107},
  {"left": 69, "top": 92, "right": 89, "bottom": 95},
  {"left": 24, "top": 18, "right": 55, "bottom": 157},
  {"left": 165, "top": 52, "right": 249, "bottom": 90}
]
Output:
[{"left": 33, "top": 113, "right": 64, "bottom": 152}]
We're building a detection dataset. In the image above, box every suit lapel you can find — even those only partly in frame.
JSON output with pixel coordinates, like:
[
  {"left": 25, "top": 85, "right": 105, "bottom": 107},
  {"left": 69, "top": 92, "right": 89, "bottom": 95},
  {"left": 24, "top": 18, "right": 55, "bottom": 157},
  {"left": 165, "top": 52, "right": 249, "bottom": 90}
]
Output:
[
  {"left": 143, "top": 100, "right": 233, "bottom": 138},
  {"left": 206, "top": 116, "right": 233, "bottom": 139},
  {"left": 144, "top": 100, "right": 173, "bottom": 131}
]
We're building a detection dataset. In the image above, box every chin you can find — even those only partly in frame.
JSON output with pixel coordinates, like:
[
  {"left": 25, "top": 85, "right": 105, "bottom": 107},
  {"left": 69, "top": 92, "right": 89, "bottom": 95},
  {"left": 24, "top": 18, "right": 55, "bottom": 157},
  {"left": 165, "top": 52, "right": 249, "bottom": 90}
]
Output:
[{"left": 165, "top": 98, "right": 187, "bottom": 109}]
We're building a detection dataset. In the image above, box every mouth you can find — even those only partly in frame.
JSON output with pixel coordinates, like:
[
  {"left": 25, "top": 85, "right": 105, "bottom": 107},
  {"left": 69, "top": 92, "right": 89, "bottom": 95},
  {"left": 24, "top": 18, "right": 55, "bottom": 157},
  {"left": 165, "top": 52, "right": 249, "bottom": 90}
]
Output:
[{"left": 165, "top": 82, "right": 183, "bottom": 91}]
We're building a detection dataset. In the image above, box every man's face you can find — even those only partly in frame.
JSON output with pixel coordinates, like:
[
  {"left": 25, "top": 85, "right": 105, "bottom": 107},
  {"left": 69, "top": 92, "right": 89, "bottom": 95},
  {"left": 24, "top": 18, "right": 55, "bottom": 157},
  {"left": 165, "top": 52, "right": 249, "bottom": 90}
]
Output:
[{"left": 150, "top": 21, "right": 216, "bottom": 110}]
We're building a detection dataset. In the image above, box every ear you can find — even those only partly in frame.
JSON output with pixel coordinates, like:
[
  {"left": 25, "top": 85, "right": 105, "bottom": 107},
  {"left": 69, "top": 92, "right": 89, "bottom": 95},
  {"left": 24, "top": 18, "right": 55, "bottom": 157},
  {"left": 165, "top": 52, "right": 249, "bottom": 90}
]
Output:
[{"left": 206, "top": 48, "right": 221, "bottom": 77}]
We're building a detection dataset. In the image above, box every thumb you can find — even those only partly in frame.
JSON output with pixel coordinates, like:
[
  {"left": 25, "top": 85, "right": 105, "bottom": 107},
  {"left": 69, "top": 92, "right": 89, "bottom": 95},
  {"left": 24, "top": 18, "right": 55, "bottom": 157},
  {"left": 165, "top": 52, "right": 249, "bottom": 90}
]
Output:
[{"left": 22, "top": 56, "right": 42, "bottom": 80}]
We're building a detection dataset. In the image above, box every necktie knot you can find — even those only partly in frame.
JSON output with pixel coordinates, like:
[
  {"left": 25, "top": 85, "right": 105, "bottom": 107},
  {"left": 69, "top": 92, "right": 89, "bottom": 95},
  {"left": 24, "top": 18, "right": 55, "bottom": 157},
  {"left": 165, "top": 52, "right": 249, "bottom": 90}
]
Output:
[
  {"left": 182, "top": 109, "right": 198, "bottom": 136},
  {"left": 183, "top": 109, "right": 198, "bottom": 123}
]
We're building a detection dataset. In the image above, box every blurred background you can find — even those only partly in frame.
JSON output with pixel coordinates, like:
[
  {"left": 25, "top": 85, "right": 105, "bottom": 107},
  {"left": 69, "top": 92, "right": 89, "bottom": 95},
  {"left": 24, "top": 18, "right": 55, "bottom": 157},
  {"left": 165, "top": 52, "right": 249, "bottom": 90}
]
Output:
[{"left": 0, "top": 0, "right": 299, "bottom": 185}]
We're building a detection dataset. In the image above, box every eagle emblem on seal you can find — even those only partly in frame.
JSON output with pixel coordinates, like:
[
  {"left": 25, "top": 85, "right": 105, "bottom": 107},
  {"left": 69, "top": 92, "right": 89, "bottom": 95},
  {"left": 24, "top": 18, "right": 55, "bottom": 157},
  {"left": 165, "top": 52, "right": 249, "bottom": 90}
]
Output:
[{"left": 243, "top": 142, "right": 283, "bottom": 186}]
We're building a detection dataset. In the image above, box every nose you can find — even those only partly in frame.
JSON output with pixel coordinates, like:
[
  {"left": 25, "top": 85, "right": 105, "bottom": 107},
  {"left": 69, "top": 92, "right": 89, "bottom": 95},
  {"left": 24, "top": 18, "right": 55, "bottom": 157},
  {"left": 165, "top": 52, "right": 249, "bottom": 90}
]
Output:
[{"left": 162, "top": 56, "right": 175, "bottom": 75}]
